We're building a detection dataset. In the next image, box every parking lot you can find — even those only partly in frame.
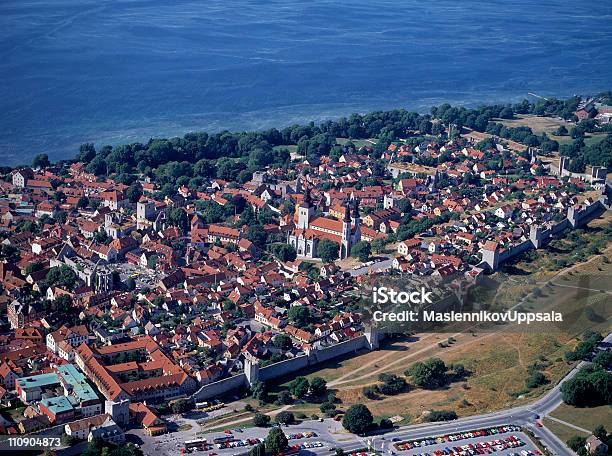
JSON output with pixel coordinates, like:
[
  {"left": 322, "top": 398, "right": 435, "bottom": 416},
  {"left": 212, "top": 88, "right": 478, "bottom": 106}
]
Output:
[
  {"left": 134, "top": 423, "right": 336, "bottom": 456},
  {"left": 391, "top": 426, "right": 542, "bottom": 456}
]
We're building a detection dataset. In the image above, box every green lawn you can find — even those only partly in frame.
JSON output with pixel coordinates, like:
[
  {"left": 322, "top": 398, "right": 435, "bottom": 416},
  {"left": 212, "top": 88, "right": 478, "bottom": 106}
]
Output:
[
  {"left": 335, "top": 137, "right": 377, "bottom": 148},
  {"left": 543, "top": 418, "right": 588, "bottom": 445},
  {"left": 550, "top": 133, "right": 608, "bottom": 146},
  {"left": 273, "top": 144, "right": 298, "bottom": 153},
  {"left": 549, "top": 403, "right": 612, "bottom": 434}
]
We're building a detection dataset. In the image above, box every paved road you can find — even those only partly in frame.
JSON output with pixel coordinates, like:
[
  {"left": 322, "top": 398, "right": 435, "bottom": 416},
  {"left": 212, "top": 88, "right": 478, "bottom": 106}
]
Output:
[{"left": 348, "top": 259, "right": 393, "bottom": 276}]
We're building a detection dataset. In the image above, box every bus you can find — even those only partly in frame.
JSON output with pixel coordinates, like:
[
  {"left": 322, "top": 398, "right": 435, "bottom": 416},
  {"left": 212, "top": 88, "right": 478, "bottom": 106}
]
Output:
[{"left": 185, "top": 438, "right": 208, "bottom": 450}]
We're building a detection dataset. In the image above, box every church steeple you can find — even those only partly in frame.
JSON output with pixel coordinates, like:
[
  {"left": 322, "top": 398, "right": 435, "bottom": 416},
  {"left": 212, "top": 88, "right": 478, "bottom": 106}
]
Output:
[
  {"left": 297, "top": 187, "right": 314, "bottom": 230},
  {"left": 343, "top": 200, "right": 351, "bottom": 222},
  {"left": 352, "top": 199, "right": 360, "bottom": 219},
  {"left": 341, "top": 200, "right": 352, "bottom": 260},
  {"left": 304, "top": 187, "right": 312, "bottom": 205}
]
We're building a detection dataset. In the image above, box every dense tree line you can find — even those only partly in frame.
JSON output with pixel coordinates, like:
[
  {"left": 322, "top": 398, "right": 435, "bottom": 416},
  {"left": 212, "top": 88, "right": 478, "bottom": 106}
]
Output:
[
  {"left": 58, "top": 93, "right": 609, "bottom": 190},
  {"left": 560, "top": 135, "right": 612, "bottom": 171},
  {"left": 560, "top": 364, "right": 612, "bottom": 407}
]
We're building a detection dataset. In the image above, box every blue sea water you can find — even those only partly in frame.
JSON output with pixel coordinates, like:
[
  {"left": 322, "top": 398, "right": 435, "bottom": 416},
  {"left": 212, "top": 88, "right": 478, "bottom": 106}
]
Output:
[{"left": 1, "top": 0, "right": 611, "bottom": 166}]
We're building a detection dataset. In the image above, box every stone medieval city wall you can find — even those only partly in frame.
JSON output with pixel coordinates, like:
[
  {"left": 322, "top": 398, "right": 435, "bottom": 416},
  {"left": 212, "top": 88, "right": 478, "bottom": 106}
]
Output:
[
  {"left": 191, "top": 373, "right": 248, "bottom": 401},
  {"left": 191, "top": 335, "right": 370, "bottom": 401}
]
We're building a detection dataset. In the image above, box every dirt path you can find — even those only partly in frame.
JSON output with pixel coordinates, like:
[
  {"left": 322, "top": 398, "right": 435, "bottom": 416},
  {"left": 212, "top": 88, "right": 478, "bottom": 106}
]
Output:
[
  {"left": 329, "top": 333, "right": 438, "bottom": 386},
  {"left": 330, "top": 331, "right": 470, "bottom": 387}
]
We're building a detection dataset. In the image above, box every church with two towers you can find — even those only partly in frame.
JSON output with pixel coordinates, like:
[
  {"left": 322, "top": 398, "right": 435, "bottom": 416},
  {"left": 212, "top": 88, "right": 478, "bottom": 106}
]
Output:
[{"left": 287, "top": 188, "right": 362, "bottom": 260}]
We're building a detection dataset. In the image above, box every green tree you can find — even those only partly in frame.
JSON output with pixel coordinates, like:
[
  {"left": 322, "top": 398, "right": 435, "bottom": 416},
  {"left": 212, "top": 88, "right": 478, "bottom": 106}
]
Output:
[
  {"left": 251, "top": 381, "right": 269, "bottom": 403},
  {"left": 288, "top": 377, "right": 309, "bottom": 398},
  {"left": 272, "top": 244, "right": 297, "bottom": 262},
  {"left": 276, "top": 390, "right": 293, "bottom": 405},
  {"left": 171, "top": 398, "right": 192, "bottom": 414},
  {"left": 0, "top": 244, "right": 19, "bottom": 261},
  {"left": 274, "top": 411, "right": 295, "bottom": 425},
  {"left": 25, "top": 261, "right": 44, "bottom": 275},
  {"left": 46, "top": 265, "right": 77, "bottom": 290},
  {"left": 566, "top": 436, "right": 586, "bottom": 453},
  {"left": 425, "top": 410, "right": 457, "bottom": 422},
  {"left": 525, "top": 371, "right": 548, "bottom": 389},
  {"left": 168, "top": 208, "right": 188, "bottom": 230},
  {"left": 126, "top": 277, "right": 136, "bottom": 291},
  {"left": 342, "top": 404, "right": 373, "bottom": 435},
  {"left": 126, "top": 184, "right": 142, "bottom": 203},
  {"left": 593, "top": 425, "right": 608, "bottom": 442},
  {"left": 246, "top": 224, "right": 267, "bottom": 248},
  {"left": 593, "top": 351, "right": 612, "bottom": 369},
  {"left": 32, "top": 153, "right": 50, "bottom": 169},
  {"left": 379, "top": 418, "right": 393, "bottom": 429},
  {"left": 320, "top": 401, "right": 337, "bottom": 417},
  {"left": 78, "top": 143, "right": 97, "bottom": 163},
  {"left": 249, "top": 442, "right": 266, "bottom": 456},
  {"left": 273, "top": 334, "right": 293, "bottom": 350},
  {"left": 318, "top": 240, "right": 339, "bottom": 263},
  {"left": 371, "top": 238, "right": 386, "bottom": 253},
  {"left": 561, "top": 365, "right": 612, "bottom": 406},
  {"left": 406, "top": 357, "right": 448, "bottom": 389},
  {"left": 253, "top": 413, "right": 271, "bottom": 427},
  {"left": 309, "top": 377, "right": 327, "bottom": 397},
  {"left": 377, "top": 373, "right": 407, "bottom": 395},
  {"left": 287, "top": 306, "right": 310, "bottom": 328},
  {"left": 351, "top": 241, "right": 371, "bottom": 262},
  {"left": 265, "top": 428, "right": 288, "bottom": 455}
]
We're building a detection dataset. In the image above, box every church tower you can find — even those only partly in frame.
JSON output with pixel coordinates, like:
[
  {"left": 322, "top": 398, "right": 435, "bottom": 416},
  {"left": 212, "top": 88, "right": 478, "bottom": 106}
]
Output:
[
  {"left": 340, "top": 201, "right": 352, "bottom": 259},
  {"left": 351, "top": 200, "right": 361, "bottom": 244},
  {"left": 297, "top": 187, "right": 314, "bottom": 229}
]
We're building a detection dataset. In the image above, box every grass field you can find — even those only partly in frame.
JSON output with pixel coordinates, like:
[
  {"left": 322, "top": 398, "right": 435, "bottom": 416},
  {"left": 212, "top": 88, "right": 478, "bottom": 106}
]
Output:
[
  {"left": 281, "top": 329, "right": 578, "bottom": 423},
  {"left": 336, "top": 137, "right": 377, "bottom": 148},
  {"left": 549, "top": 132, "right": 608, "bottom": 146},
  {"left": 542, "top": 418, "right": 588, "bottom": 443},
  {"left": 549, "top": 403, "right": 612, "bottom": 434},
  {"left": 494, "top": 114, "right": 571, "bottom": 135},
  {"left": 273, "top": 144, "right": 298, "bottom": 153}
]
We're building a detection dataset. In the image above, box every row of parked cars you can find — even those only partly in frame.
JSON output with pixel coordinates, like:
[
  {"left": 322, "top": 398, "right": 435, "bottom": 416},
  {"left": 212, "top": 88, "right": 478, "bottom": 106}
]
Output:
[
  {"left": 300, "top": 441, "right": 324, "bottom": 449},
  {"left": 428, "top": 436, "right": 530, "bottom": 455},
  {"left": 216, "top": 437, "right": 264, "bottom": 449},
  {"left": 287, "top": 432, "right": 318, "bottom": 440},
  {"left": 393, "top": 425, "right": 521, "bottom": 451},
  {"left": 279, "top": 442, "right": 324, "bottom": 456}
]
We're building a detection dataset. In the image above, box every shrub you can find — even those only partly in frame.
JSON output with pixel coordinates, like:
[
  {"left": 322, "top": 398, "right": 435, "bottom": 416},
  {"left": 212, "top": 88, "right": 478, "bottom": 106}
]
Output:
[
  {"left": 425, "top": 410, "right": 457, "bottom": 422},
  {"left": 275, "top": 411, "right": 295, "bottom": 425},
  {"left": 342, "top": 404, "right": 373, "bottom": 434},
  {"left": 253, "top": 413, "right": 271, "bottom": 427},
  {"left": 379, "top": 418, "right": 393, "bottom": 429},
  {"left": 525, "top": 371, "right": 548, "bottom": 389}
]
